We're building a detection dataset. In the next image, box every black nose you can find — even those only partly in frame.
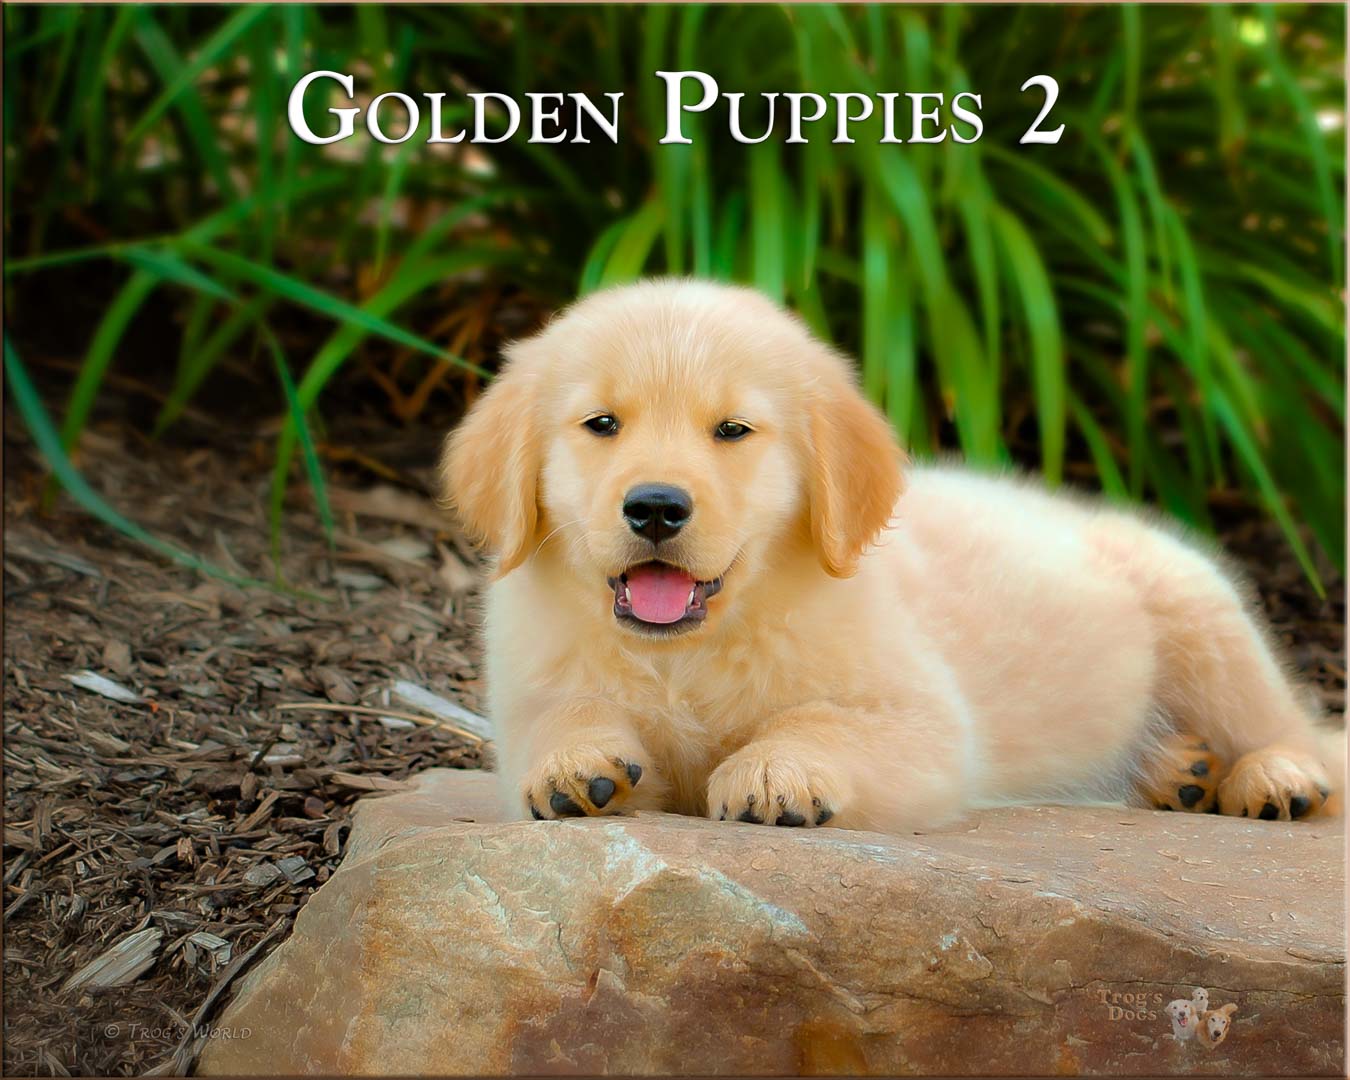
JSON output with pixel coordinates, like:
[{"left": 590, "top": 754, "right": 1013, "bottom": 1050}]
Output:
[{"left": 623, "top": 483, "right": 692, "bottom": 543}]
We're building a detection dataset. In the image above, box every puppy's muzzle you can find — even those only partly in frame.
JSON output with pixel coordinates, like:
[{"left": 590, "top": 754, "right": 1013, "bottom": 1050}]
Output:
[{"left": 622, "top": 483, "right": 692, "bottom": 544}]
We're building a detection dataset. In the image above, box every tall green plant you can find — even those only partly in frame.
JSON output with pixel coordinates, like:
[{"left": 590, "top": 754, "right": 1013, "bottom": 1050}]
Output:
[{"left": 4, "top": 4, "right": 1344, "bottom": 586}]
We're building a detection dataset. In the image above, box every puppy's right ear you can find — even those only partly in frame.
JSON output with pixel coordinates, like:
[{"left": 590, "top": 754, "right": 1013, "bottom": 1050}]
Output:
[{"left": 439, "top": 355, "right": 541, "bottom": 577}]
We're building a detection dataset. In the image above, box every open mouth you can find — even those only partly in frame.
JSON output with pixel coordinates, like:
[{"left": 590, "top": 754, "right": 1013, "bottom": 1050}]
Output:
[{"left": 607, "top": 561, "right": 725, "bottom": 633}]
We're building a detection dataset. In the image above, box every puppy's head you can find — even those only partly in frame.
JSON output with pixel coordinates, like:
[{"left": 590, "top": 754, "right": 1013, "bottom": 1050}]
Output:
[
  {"left": 1166, "top": 1000, "right": 1194, "bottom": 1028},
  {"left": 442, "top": 280, "right": 902, "bottom": 638},
  {"left": 1204, "top": 1003, "right": 1236, "bottom": 1043}
]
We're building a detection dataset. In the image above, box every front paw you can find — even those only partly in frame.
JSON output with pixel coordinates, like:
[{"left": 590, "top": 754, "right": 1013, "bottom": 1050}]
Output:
[
  {"left": 522, "top": 746, "right": 646, "bottom": 820},
  {"left": 706, "top": 744, "right": 844, "bottom": 827}
]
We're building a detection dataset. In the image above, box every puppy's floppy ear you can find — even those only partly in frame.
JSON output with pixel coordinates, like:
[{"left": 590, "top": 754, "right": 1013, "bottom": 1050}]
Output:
[
  {"left": 439, "top": 352, "right": 541, "bottom": 577},
  {"left": 807, "top": 352, "right": 905, "bottom": 577}
]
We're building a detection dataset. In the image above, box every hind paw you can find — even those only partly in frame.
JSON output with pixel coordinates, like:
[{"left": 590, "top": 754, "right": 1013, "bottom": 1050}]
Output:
[
  {"left": 1217, "top": 746, "right": 1332, "bottom": 821},
  {"left": 1138, "top": 733, "right": 1227, "bottom": 813}
]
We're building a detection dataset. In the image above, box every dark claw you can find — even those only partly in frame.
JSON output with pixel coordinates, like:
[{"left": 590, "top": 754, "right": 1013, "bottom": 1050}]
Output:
[
  {"left": 775, "top": 811, "right": 806, "bottom": 827},
  {"left": 1317, "top": 785, "right": 1330, "bottom": 800},
  {"left": 1177, "top": 784, "right": 1205, "bottom": 808},
  {"left": 737, "top": 809, "right": 764, "bottom": 824},
  {"left": 529, "top": 801, "right": 544, "bottom": 820},
  {"left": 588, "top": 777, "right": 617, "bottom": 808},
  {"left": 1189, "top": 760, "right": 1210, "bottom": 777},
  {"left": 1259, "top": 801, "right": 1280, "bottom": 820},
  {"left": 815, "top": 807, "right": 834, "bottom": 826},
  {"left": 1241, "top": 807, "right": 1248, "bottom": 817},
  {"left": 1290, "top": 794, "right": 1312, "bottom": 819},
  {"left": 550, "top": 791, "right": 584, "bottom": 817},
  {"left": 1157, "top": 803, "right": 1173, "bottom": 812},
  {"left": 626, "top": 762, "right": 643, "bottom": 786}
]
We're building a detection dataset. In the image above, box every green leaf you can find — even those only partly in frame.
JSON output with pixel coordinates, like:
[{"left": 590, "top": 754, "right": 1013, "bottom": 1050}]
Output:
[
  {"left": 6, "top": 336, "right": 270, "bottom": 590},
  {"left": 181, "top": 244, "right": 487, "bottom": 375},
  {"left": 124, "top": 6, "right": 269, "bottom": 147},
  {"left": 749, "top": 142, "right": 787, "bottom": 302},
  {"left": 154, "top": 296, "right": 272, "bottom": 436},
  {"left": 131, "top": 10, "right": 238, "bottom": 202},
  {"left": 599, "top": 200, "right": 666, "bottom": 287},
  {"left": 268, "top": 328, "right": 334, "bottom": 562},
  {"left": 991, "top": 205, "right": 1066, "bottom": 486},
  {"left": 60, "top": 271, "right": 158, "bottom": 452},
  {"left": 120, "top": 247, "right": 238, "bottom": 303},
  {"left": 1070, "top": 395, "right": 1129, "bottom": 501},
  {"left": 1211, "top": 387, "right": 1323, "bottom": 596}
]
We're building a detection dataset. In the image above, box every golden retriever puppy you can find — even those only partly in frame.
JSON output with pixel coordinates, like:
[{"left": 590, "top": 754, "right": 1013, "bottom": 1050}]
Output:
[{"left": 442, "top": 280, "right": 1342, "bottom": 832}]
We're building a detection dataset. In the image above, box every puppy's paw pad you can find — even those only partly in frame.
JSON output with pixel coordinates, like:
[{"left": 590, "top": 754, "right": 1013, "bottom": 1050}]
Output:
[
  {"left": 1217, "top": 747, "right": 1331, "bottom": 821},
  {"left": 707, "top": 747, "right": 842, "bottom": 828},
  {"left": 1138, "top": 733, "right": 1226, "bottom": 813},
  {"left": 523, "top": 749, "right": 646, "bottom": 820}
]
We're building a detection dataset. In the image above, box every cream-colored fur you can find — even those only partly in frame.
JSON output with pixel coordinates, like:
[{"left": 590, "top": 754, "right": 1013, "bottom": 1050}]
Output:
[{"left": 442, "top": 280, "right": 1342, "bottom": 831}]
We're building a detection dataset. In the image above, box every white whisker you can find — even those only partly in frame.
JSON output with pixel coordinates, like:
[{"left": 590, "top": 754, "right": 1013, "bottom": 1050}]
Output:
[{"left": 534, "top": 518, "right": 585, "bottom": 556}]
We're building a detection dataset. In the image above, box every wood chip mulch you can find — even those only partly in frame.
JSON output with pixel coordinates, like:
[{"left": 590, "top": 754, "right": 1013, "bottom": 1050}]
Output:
[
  {"left": 3, "top": 417, "right": 487, "bottom": 1076},
  {"left": 1, "top": 413, "right": 1343, "bottom": 1077}
]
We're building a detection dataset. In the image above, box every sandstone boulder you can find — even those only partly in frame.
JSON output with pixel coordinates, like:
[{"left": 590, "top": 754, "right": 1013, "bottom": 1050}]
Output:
[{"left": 200, "top": 769, "right": 1345, "bottom": 1076}]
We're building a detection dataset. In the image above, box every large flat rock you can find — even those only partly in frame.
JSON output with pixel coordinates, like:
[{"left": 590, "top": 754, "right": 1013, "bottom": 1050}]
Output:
[{"left": 200, "top": 769, "right": 1345, "bottom": 1076}]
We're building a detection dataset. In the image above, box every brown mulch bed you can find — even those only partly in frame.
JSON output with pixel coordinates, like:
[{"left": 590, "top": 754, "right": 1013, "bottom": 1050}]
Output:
[
  {"left": 3, "top": 412, "right": 488, "bottom": 1077},
  {"left": 2, "top": 411, "right": 1344, "bottom": 1076}
]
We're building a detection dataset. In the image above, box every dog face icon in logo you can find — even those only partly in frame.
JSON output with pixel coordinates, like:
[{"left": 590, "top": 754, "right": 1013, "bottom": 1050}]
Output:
[
  {"left": 1165, "top": 988, "right": 1237, "bottom": 1050},
  {"left": 1165, "top": 999, "right": 1198, "bottom": 1041},
  {"left": 1198, "top": 1003, "right": 1238, "bottom": 1050}
]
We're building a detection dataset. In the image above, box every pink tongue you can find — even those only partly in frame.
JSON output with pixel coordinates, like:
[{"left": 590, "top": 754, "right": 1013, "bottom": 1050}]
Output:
[{"left": 626, "top": 564, "right": 696, "bottom": 624}]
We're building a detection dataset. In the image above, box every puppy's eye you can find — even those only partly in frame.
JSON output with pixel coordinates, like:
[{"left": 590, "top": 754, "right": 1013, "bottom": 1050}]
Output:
[
  {"left": 715, "top": 420, "right": 752, "bottom": 441},
  {"left": 583, "top": 414, "right": 619, "bottom": 436}
]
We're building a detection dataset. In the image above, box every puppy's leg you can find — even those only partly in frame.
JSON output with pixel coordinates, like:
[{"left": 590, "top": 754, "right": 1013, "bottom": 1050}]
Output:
[
  {"left": 705, "top": 699, "right": 969, "bottom": 831},
  {"left": 1098, "top": 522, "right": 1339, "bottom": 820},
  {"left": 518, "top": 700, "right": 668, "bottom": 819}
]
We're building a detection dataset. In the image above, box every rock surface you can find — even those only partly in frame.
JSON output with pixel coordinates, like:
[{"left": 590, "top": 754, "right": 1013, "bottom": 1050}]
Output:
[{"left": 200, "top": 769, "right": 1345, "bottom": 1076}]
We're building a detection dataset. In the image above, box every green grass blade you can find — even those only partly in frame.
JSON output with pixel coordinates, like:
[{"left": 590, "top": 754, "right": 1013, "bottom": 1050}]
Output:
[
  {"left": 860, "top": 184, "right": 891, "bottom": 405},
  {"left": 579, "top": 218, "right": 628, "bottom": 296},
  {"left": 749, "top": 142, "right": 787, "bottom": 302},
  {"left": 1093, "top": 137, "right": 1150, "bottom": 496},
  {"left": 267, "top": 327, "right": 334, "bottom": 561},
  {"left": 1069, "top": 394, "right": 1129, "bottom": 501},
  {"left": 1211, "top": 386, "right": 1324, "bottom": 595},
  {"left": 6, "top": 336, "right": 268, "bottom": 590},
  {"left": 990, "top": 205, "right": 1066, "bottom": 485},
  {"left": 154, "top": 296, "right": 271, "bottom": 436},
  {"left": 599, "top": 200, "right": 666, "bottom": 287},
  {"left": 131, "top": 10, "right": 238, "bottom": 202},
  {"left": 181, "top": 244, "right": 487, "bottom": 373},
  {"left": 120, "top": 247, "right": 238, "bottom": 304},
  {"left": 123, "top": 6, "right": 268, "bottom": 147},
  {"left": 1260, "top": 5, "right": 1343, "bottom": 285},
  {"left": 268, "top": 250, "right": 513, "bottom": 521},
  {"left": 60, "top": 270, "right": 158, "bottom": 451}
]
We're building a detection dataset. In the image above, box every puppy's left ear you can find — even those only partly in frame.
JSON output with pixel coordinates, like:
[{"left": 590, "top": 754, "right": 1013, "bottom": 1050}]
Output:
[
  {"left": 439, "top": 353, "right": 542, "bottom": 577},
  {"left": 807, "top": 354, "right": 905, "bottom": 577}
]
